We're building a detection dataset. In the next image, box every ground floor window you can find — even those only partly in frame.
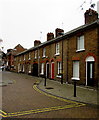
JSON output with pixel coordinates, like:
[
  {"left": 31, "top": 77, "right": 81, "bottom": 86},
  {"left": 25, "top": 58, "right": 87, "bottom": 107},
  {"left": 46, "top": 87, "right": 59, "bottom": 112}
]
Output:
[
  {"left": 57, "top": 61, "right": 62, "bottom": 75},
  {"left": 22, "top": 65, "right": 25, "bottom": 72},
  {"left": 72, "top": 61, "right": 80, "bottom": 80},
  {"left": 18, "top": 64, "right": 21, "bottom": 73},
  {"left": 28, "top": 64, "right": 31, "bottom": 73},
  {"left": 41, "top": 63, "right": 44, "bottom": 75}
]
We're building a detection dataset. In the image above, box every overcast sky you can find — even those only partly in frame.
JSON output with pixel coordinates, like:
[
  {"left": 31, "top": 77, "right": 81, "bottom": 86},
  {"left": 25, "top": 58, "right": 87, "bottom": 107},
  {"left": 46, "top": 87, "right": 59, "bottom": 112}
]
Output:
[{"left": 0, "top": 0, "right": 98, "bottom": 53}]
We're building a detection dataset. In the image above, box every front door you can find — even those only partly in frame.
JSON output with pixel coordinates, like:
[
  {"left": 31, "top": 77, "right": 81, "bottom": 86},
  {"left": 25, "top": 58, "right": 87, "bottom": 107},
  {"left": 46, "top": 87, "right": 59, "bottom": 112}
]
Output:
[
  {"left": 51, "top": 62, "right": 54, "bottom": 79},
  {"left": 32, "top": 63, "right": 38, "bottom": 76},
  {"left": 87, "top": 62, "right": 94, "bottom": 86}
]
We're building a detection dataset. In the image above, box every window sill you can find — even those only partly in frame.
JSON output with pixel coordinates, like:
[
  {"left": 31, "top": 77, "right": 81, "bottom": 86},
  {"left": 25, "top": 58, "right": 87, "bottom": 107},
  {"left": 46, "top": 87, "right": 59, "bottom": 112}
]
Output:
[
  {"left": 76, "top": 49, "right": 85, "bottom": 52},
  {"left": 40, "top": 73, "right": 44, "bottom": 75},
  {"left": 56, "top": 75, "right": 62, "bottom": 78},
  {"left": 28, "top": 71, "right": 31, "bottom": 73},
  {"left": 71, "top": 77, "right": 80, "bottom": 81},
  {"left": 55, "top": 53, "right": 60, "bottom": 56},
  {"left": 42, "top": 56, "right": 46, "bottom": 58}
]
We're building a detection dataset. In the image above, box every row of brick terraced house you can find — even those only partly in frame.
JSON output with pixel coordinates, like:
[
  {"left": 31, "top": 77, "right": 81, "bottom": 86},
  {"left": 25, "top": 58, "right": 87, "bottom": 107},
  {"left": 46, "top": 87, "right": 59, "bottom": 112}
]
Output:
[{"left": 14, "top": 9, "right": 99, "bottom": 87}]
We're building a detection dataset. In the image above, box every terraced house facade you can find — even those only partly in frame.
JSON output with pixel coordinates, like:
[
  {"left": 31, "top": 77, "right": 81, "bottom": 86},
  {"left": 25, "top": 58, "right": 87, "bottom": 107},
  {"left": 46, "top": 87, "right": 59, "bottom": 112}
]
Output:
[{"left": 14, "top": 9, "right": 99, "bottom": 87}]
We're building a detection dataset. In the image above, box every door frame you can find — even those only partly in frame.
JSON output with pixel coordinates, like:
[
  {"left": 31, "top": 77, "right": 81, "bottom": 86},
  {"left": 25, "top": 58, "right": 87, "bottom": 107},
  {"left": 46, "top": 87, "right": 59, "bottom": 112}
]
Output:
[
  {"left": 86, "top": 56, "right": 95, "bottom": 86},
  {"left": 51, "top": 62, "right": 54, "bottom": 79}
]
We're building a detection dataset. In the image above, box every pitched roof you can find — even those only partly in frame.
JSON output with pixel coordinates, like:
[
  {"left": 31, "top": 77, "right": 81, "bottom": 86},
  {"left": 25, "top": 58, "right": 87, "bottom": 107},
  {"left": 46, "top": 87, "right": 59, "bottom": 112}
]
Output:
[{"left": 15, "top": 19, "right": 99, "bottom": 56}]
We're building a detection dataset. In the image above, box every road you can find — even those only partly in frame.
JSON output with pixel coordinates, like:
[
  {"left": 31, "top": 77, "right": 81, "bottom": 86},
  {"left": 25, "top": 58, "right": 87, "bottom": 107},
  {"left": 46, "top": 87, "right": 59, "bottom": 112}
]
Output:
[{"left": 0, "top": 71, "right": 98, "bottom": 119}]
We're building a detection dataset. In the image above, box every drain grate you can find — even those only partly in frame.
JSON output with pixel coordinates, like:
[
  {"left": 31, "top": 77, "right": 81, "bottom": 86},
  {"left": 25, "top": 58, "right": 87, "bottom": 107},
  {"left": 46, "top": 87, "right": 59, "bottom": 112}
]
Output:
[
  {"left": 34, "top": 82, "right": 39, "bottom": 85},
  {"left": 45, "top": 87, "right": 54, "bottom": 89}
]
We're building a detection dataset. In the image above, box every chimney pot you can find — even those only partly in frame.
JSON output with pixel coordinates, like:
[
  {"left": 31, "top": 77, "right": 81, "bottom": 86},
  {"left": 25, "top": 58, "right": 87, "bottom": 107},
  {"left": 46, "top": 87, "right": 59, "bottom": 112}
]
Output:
[
  {"left": 47, "top": 32, "right": 54, "bottom": 41},
  {"left": 34, "top": 40, "right": 41, "bottom": 46},
  {"left": 84, "top": 9, "right": 98, "bottom": 24},
  {"left": 55, "top": 28, "right": 64, "bottom": 37}
]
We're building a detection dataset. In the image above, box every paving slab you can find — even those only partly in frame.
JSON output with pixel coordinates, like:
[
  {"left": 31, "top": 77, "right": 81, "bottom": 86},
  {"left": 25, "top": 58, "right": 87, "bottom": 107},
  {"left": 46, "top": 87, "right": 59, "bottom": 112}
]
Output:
[{"left": 38, "top": 78, "right": 98, "bottom": 105}]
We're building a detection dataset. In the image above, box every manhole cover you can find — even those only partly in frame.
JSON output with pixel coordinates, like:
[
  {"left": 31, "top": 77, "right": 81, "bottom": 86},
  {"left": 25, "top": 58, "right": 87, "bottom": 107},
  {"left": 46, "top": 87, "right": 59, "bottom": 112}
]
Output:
[{"left": 45, "top": 87, "right": 54, "bottom": 89}]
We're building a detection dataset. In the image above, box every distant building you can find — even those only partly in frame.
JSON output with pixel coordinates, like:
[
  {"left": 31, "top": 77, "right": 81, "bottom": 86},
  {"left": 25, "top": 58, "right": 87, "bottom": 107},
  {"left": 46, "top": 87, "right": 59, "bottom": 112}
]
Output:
[
  {"left": 6, "top": 44, "right": 27, "bottom": 71},
  {"left": 14, "top": 9, "right": 99, "bottom": 87}
]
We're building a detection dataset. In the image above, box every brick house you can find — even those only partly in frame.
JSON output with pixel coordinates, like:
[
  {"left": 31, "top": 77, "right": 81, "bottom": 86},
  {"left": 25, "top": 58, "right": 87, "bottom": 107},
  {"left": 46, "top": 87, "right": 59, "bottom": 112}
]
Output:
[
  {"left": 6, "top": 44, "right": 26, "bottom": 71},
  {"left": 14, "top": 9, "right": 99, "bottom": 87}
]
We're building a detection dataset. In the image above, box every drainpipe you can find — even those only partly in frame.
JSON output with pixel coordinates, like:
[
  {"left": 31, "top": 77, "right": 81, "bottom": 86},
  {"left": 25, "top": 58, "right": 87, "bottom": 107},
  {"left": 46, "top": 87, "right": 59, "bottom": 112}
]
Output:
[
  {"left": 97, "top": 21, "right": 99, "bottom": 88},
  {"left": 38, "top": 48, "right": 40, "bottom": 77},
  {"left": 66, "top": 37, "right": 69, "bottom": 84},
  {"left": 61, "top": 39, "right": 63, "bottom": 84}
]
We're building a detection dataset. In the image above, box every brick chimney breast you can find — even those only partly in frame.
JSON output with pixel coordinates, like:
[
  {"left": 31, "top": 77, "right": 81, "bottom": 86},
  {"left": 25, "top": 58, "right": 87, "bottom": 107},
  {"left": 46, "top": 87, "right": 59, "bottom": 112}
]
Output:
[
  {"left": 47, "top": 33, "right": 54, "bottom": 41},
  {"left": 84, "top": 8, "right": 98, "bottom": 24},
  {"left": 34, "top": 40, "right": 41, "bottom": 46},
  {"left": 55, "top": 28, "right": 64, "bottom": 37}
]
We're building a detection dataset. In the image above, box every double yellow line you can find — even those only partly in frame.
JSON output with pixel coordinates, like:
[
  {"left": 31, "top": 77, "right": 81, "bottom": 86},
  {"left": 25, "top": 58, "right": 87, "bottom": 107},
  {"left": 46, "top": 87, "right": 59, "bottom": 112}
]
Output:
[{"left": 0, "top": 84, "right": 85, "bottom": 117}]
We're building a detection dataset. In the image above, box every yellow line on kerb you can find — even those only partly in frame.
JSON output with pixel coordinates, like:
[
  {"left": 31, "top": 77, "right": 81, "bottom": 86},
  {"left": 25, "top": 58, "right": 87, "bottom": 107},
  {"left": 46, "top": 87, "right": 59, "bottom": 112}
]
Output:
[
  {"left": 0, "top": 110, "right": 7, "bottom": 115},
  {"left": 0, "top": 84, "right": 85, "bottom": 117},
  {"left": 33, "top": 85, "right": 85, "bottom": 105}
]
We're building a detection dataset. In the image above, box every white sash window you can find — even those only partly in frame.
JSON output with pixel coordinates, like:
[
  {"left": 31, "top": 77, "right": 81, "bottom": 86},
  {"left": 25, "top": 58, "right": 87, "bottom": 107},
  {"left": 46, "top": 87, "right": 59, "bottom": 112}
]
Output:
[{"left": 72, "top": 61, "right": 80, "bottom": 80}]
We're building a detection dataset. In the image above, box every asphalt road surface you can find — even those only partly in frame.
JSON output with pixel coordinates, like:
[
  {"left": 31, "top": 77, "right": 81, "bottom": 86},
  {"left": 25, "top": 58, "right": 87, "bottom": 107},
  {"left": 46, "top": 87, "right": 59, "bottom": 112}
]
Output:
[{"left": 1, "top": 71, "right": 98, "bottom": 119}]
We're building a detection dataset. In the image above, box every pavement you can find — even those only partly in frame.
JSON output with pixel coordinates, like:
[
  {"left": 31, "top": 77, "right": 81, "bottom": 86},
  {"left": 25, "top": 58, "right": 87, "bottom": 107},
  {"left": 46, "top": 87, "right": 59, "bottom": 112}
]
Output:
[{"left": 37, "top": 77, "right": 98, "bottom": 105}]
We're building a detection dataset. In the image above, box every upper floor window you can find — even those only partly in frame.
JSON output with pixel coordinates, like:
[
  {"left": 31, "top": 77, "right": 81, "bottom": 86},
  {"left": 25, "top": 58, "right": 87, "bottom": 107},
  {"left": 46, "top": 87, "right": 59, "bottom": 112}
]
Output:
[
  {"left": 23, "top": 55, "right": 25, "bottom": 61},
  {"left": 20, "top": 56, "right": 21, "bottom": 61},
  {"left": 34, "top": 50, "right": 37, "bottom": 59},
  {"left": 55, "top": 43, "right": 60, "bottom": 55},
  {"left": 42, "top": 48, "right": 46, "bottom": 57},
  {"left": 77, "top": 35, "right": 85, "bottom": 52},
  {"left": 28, "top": 52, "right": 31, "bottom": 60},
  {"left": 14, "top": 57, "right": 16, "bottom": 61}
]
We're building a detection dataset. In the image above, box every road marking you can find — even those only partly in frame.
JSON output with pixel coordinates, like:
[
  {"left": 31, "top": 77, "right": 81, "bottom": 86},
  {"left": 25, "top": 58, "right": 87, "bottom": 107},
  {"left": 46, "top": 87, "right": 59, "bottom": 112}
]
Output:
[
  {"left": 33, "top": 85, "right": 85, "bottom": 105},
  {"left": 0, "top": 103, "right": 85, "bottom": 117},
  {"left": 0, "top": 84, "right": 86, "bottom": 117},
  {"left": 0, "top": 110, "right": 7, "bottom": 115}
]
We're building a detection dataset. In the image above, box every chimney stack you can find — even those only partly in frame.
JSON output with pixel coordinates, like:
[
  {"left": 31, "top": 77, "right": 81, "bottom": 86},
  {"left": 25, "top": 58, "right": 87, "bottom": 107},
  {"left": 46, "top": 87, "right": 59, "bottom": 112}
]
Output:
[
  {"left": 47, "top": 32, "right": 54, "bottom": 41},
  {"left": 55, "top": 28, "right": 64, "bottom": 37},
  {"left": 34, "top": 40, "right": 41, "bottom": 46},
  {"left": 84, "top": 9, "right": 98, "bottom": 24}
]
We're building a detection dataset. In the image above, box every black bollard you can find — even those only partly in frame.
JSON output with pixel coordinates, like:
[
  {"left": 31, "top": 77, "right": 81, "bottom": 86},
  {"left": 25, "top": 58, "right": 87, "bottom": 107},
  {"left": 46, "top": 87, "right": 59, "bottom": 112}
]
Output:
[
  {"left": 44, "top": 75, "right": 46, "bottom": 86},
  {"left": 74, "top": 81, "right": 77, "bottom": 97},
  {"left": 61, "top": 73, "right": 63, "bottom": 84}
]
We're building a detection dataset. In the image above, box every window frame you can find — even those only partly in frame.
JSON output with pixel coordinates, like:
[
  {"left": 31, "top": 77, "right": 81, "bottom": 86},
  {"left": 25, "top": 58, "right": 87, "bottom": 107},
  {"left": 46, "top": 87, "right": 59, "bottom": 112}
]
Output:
[
  {"left": 23, "top": 55, "right": 25, "bottom": 61},
  {"left": 28, "top": 52, "right": 31, "bottom": 60},
  {"left": 34, "top": 50, "right": 37, "bottom": 59},
  {"left": 42, "top": 47, "right": 46, "bottom": 58},
  {"left": 55, "top": 43, "right": 60, "bottom": 55},
  {"left": 57, "top": 61, "right": 62, "bottom": 75},
  {"left": 76, "top": 35, "right": 85, "bottom": 52},
  {"left": 72, "top": 60, "right": 80, "bottom": 81},
  {"left": 28, "top": 64, "right": 31, "bottom": 73},
  {"left": 40, "top": 63, "right": 44, "bottom": 75}
]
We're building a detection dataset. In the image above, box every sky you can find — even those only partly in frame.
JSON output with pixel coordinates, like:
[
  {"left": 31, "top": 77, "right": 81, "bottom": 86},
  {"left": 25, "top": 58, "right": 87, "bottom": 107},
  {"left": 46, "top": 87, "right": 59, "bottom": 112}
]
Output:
[{"left": 0, "top": 0, "right": 98, "bottom": 53}]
